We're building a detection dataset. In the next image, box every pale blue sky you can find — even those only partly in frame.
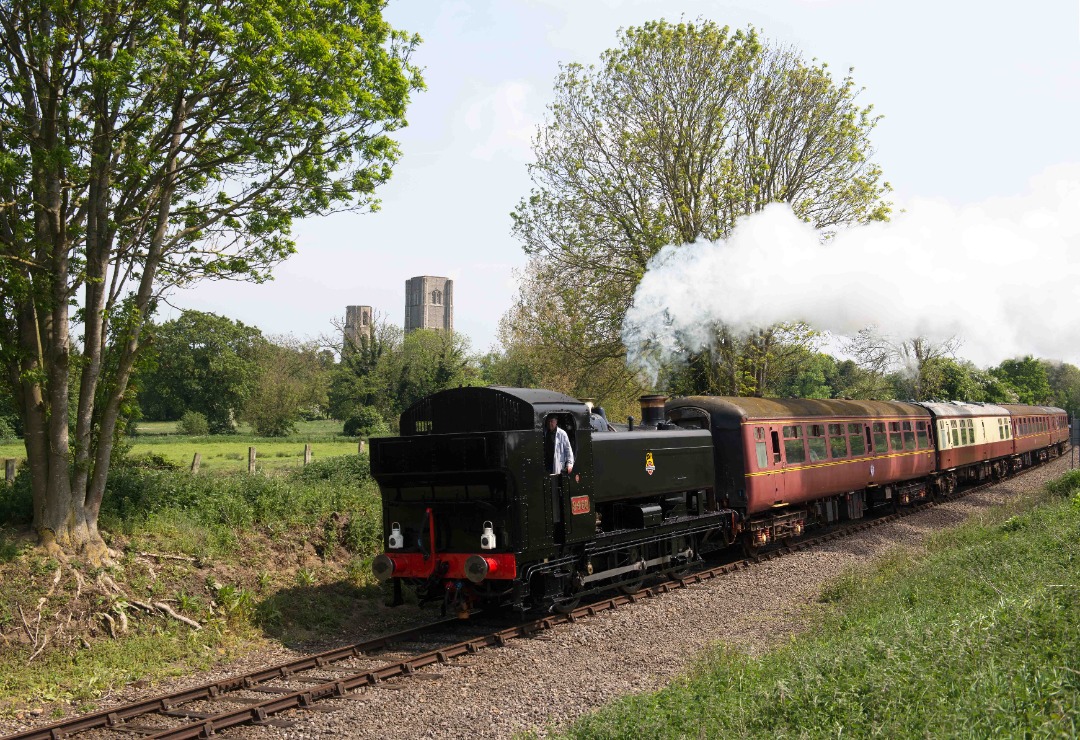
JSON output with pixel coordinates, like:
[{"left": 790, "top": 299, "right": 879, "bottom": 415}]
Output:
[{"left": 175, "top": 0, "right": 1080, "bottom": 352}]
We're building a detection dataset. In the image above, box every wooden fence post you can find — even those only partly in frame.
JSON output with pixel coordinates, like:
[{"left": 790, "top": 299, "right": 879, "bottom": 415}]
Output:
[
  {"left": 358, "top": 439, "right": 366, "bottom": 456},
  {"left": 304, "top": 444, "right": 312, "bottom": 465},
  {"left": 248, "top": 446, "right": 256, "bottom": 474},
  {"left": 190, "top": 452, "right": 201, "bottom": 474},
  {"left": 4, "top": 459, "right": 14, "bottom": 483}
]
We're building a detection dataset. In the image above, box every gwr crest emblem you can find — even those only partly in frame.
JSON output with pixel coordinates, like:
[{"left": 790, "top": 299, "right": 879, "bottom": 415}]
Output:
[{"left": 645, "top": 451, "right": 656, "bottom": 476}]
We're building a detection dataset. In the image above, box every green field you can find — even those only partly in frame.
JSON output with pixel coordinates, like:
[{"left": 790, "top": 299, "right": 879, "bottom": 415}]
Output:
[{"left": 0, "top": 420, "right": 368, "bottom": 474}]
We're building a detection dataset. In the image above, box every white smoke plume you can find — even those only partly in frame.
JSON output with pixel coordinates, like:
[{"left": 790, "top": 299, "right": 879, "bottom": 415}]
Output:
[{"left": 623, "top": 164, "right": 1080, "bottom": 380}]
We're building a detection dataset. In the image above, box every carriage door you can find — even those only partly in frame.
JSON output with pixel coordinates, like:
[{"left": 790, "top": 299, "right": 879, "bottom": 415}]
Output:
[{"left": 763, "top": 425, "right": 786, "bottom": 501}]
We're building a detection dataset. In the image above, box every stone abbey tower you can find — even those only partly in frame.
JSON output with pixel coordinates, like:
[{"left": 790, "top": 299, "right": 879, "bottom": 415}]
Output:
[
  {"left": 343, "top": 305, "right": 373, "bottom": 349},
  {"left": 404, "top": 276, "right": 453, "bottom": 333}
]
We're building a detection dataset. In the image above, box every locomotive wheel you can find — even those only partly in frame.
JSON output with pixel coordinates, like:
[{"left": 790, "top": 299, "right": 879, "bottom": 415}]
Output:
[
  {"left": 742, "top": 535, "right": 761, "bottom": 558},
  {"left": 669, "top": 537, "right": 695, "bottom": 578},
  {"left": 618, "top": 548, "right": 646, "bottom": 594},
  {"left": 552, "top": 596, "right": 581, "bottom": 614}
]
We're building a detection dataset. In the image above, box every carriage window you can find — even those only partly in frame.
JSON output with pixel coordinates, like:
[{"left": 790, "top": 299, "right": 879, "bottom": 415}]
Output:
[
  {"left": 784, "top": 433, "right": 806, "bottom": 464},
  {"left": 846, "top": 423, "right": 864, "bottom": 453},
  {"left": 916, "top": 421, "right": 929, "bottom": 448},
  {"left": 902, "top": 421, "right": 916, "bottom": 451},
  {"left": 888, "top": 421, "right": 903, "bottom": 451},
  {"left": 807, "top": 425, "right": 827, "bottom": 462},
  {"left": 950, "top": 420, "right": 960, "bottom": 447},
  {"left": 755, "top": 440, "right": 768, "bottom": 469},
  {"left": 754, "top": 427, "right": 765, "bottom": 441},
  {"left": 960, "top": 425, "right": 969, "bottom": 445},
  {"left": 829, "top": 429, "right": 848, "bottom": 459},
  {"left": 872, "top": 422, "right": 887, "bottom": 452},
  {"left": 771, "top": 430, "right": 782, "bottom": 464}
]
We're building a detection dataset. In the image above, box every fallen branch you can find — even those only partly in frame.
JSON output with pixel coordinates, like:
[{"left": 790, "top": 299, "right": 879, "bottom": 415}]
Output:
[
  {"left": 153, "top": 601, "right": 201, "bottom": 631},
  {"left": 26, "top": 632, "right": 49, "bottom": 665},
  {"left": 126, "top": 598, "right": 155, "bottom": 613},
  {"left": 139, "top": 552, "right": 197, "bottom": 563}
]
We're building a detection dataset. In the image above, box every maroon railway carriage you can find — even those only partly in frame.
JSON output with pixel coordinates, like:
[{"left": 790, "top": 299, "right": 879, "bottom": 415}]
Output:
[
  {"left": 666, "top": 397, "right": 936, "bottom": 549},
  {"left": 918, "top": 402, "right": 1015, "bottom": 491},
  {"left": 1003, "top": 404, "right": 1070, "bottom": 462}
]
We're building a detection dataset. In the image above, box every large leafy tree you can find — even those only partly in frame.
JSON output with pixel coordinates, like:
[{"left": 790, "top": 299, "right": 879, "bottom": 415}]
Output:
[
  {"left": 0, "top": 0, "right": 422, "bottom": 560},
  {"left": 139, "top": 311, "right": 262, "bottom": 432},
  {"left": 1043, "top": 361, "right": 1080, "bottom": 419},
  {"left": 991, "top": 356, "right": 1052, "bottom": 406},
  {"left": 508, "top": 20, "right": 890, "bottom": 394},
  {"left": 243, "top": 335, "right": 329, "bottom": 437}
]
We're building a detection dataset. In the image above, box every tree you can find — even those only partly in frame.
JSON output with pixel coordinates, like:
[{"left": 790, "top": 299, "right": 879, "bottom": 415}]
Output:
[
  {"left": 327, "top": 311, "right": 402, "bottom": 421},
  {"left": 508, "top": 19, "right": 890, "bottom": 395},
  {"left": 1043, "top": 361, "right": 1080, "bottom": 419},
  {"left": 243, "top": 336, "right": 329, "bottom": 437},
  {"left": 0, "top": 1, "right": 422, "bottom": 560},
  {"left": 381, "top": 329, "right": 477, "bottom": 416},
  {"left": 845, "top": 330, "right": 961, "bottom": 400},
  {"left": 991, "top": 357, "right": 1052, "bottom": 406},
  {"left": 139, "top": 312, "right": 262, "bottom": 432}
]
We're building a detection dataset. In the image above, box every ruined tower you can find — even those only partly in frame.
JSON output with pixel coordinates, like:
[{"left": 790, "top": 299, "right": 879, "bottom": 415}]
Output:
[
  {"left": 343, "top": 305, "right": 373, "bottom": 350},
  {"left": 404, "top": 276, "right": 453, "bottom": 333}
]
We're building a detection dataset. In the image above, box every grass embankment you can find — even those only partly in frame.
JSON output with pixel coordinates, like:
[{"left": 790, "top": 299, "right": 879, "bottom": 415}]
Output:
[
  {"left": 0, "top": 420, "right": 365, "bottom": 473},
  {"left": 565, "top": 472, "right": 1080, "bottom": 739},
  {"left": 0, "top": 455, "right": 390, "bottom": 716}
]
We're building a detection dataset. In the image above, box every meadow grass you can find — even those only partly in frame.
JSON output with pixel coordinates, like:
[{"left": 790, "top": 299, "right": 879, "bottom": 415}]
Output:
[
  {"left": 0, "top": 419, "right": 367, "bottom": 472},
  {"left": 133, "top": 419, "right": 346, "bottom": 439},
  {"left": 563, "top": 471, "right": 1080, "bottom": 739}
]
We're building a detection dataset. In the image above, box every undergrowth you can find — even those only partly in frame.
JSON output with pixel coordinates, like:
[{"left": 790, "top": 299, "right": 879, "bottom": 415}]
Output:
[
  {"left": 0, "top": 454, "right": 391, "bottom": 715},
  {"left": 564, "top": 472, "right": 1080, "bottom": 739}
]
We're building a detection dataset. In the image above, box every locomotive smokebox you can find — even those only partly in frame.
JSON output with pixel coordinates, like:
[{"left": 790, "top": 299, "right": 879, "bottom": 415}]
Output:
[{"left": 639, "top": 394, "right": 668, "bottom": 428}]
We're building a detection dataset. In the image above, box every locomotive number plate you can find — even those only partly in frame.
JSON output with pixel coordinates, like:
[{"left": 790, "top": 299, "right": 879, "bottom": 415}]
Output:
[{"left": 570, "top": 495, "right": 591, "bottom": 515}]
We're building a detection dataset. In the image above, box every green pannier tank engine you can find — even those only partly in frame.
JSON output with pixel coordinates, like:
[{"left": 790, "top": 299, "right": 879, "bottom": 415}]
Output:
[{"left": 370, "top": 386, "right": 738, "bottom": 614}]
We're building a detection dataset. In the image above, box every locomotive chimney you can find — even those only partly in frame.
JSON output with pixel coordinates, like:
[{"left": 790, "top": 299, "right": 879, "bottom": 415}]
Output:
[{"left": 639, "top": 394, "right": 667, "bottom": 428}]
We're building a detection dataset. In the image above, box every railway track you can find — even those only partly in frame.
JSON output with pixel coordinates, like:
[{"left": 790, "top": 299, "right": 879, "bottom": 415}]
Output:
[{"left": 3, "top": 454, "right": 1064, "bottom": 740}]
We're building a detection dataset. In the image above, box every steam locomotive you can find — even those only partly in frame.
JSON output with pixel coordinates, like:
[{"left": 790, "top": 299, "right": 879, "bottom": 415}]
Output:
[{"left": 369, "top": 386, "right": 1068, "bottom": 613}]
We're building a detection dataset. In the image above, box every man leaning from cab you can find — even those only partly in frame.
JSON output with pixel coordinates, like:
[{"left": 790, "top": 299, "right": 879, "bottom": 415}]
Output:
[{"left": 547, "top": 415, "right": 574, "bottom": 475}]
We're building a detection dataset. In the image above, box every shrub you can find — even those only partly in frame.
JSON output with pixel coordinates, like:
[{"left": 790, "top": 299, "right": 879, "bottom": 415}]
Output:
[
  {"left": 1045, "top": 468, "right": 1080, "bottom": 497},
  {"left": 343, "top": 406, "right": 387, "bottom": 438},
  {"left": 0, "top": 415, "right": 19, "bottom": 441},
  {"left": 117, "top": 452, "right": 183, "bottom": 471},
  {"left": 0, "top": 467, "right": 32, "bottom": 525},
  {"left": 176, "top": 411, "right": 210, "bottom": 436}
]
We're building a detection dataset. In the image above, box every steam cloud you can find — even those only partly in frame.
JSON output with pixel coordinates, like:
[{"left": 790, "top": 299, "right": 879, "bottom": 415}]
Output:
[{"left": 622, "top": 164, "right": 1080, "bottom": 380}]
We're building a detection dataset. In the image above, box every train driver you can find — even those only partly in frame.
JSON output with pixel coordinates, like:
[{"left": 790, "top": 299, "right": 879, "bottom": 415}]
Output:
[{"left": 546, "top": 415, "right": 575, "bottom": 476}]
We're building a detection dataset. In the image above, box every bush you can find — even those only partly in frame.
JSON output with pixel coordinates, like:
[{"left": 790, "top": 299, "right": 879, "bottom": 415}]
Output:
[
  {"left": 176, "top": 411, "right": 209, "bottom": 436},
  {"left": 1045, "top": 468, "right": 1080, "bottom": 497},
  {"left": 343, "top": 406, "right": 388, "bottom": 438},
  {"left": 0, "top": 467, "right": 32, "bottom": 525},
  {"left": 248, "top": 411, "right": 296, "bottom": 438},
  {"left": 0, "top": 415, "right": 19, "bottom": 441}
]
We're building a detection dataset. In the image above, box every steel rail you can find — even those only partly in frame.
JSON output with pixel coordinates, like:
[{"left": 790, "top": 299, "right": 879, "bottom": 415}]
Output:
[{"left": 3, "top": 450, "right": 1066, "bottom": 740}]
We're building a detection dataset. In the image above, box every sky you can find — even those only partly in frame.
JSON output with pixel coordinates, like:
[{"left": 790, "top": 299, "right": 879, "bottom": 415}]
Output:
[{"left": 173, "top": 0, "right": 1080, "bottom": 362}]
